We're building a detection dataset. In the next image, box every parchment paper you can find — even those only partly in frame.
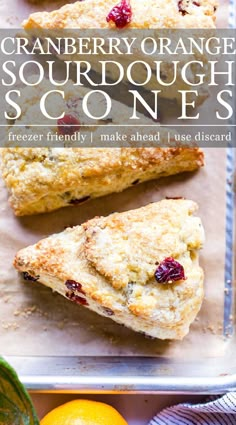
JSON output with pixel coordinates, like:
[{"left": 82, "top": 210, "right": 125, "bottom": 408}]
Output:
[
  {"left": 0, "top": 0, "right": 232, "bottom": 360},
  {"left": 0, "top": 148, "right": 231, "bottom": 359}
]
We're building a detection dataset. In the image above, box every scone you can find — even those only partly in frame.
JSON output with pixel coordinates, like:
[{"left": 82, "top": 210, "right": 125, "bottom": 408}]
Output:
[
  {"left": 14, "top": 199, "right": 205, "bottom": 340},
  {"left": 1, "top": 81, "right": 204, "bottom": 216},
  {"left": 22, "top": 0, "right": 218, "bottom": 104},
  {"left": 23, "top": 0, "right": 217, "bottom": 31}
]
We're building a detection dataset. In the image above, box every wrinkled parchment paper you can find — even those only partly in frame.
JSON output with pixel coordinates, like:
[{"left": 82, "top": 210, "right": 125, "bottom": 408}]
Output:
[{"left": 0, "top": 1, "right": 232, "bottom": 360}]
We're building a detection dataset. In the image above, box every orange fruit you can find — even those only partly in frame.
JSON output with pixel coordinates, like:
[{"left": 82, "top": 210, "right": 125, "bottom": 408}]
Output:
[{"left": 40, "top": 399, "right": 128, "bottom": 425}]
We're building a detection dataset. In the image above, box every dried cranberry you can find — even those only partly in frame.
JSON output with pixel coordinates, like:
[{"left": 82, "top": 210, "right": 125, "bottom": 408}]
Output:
[
  {"left": 178, "top": 0, "right": 188, "bottom": 15},
  {"left": 22, "top": 272, "right": 39, "bottom": 282},
  {"left": 106, "top": 0, "right": 132, "bottom": 28},
  {"left": 65, "top": 280, "right": 85, "bottom": 295},
  {"left": 69, "top": 196, "right": 90, "bottom": 205},
  {"left": 103, "top": 307, "right": 114, "bottom": 316},
  {"left": 178, "top": 0, "right": 199, "bottom": 12},
  {"left": 57, "top": 113, "right": 80, "bottom": 136},
  {"left": 154, "top": 257, "right": 185, "bottom": 284},
  {"left": 66, "top": 291, "right": 89, "bottom": 306}
]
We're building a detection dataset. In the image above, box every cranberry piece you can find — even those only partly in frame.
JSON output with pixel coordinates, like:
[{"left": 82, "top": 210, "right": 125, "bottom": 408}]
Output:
[
  {"left": 106, "top": 0, "right": 132, "bottom": 28},
  {"left": 178, "top": 0, "right": 188, "bottom": 15},
  {"left": 66, "top": 291, "right": 89, "bottom": 306},
  {"left": 103, "top": 307, "right": 114, "bottom": 316},
  {"left": 69, "top": 196, "right": 90, "bottom": 205},
  {"left": 57, "top": 114, "right": 80, "bottom": 136},
  {"left": 22, "top": 272, "right": 39, "bottom": 282},
  {"left": 65, "top": 280, "right": 85, "bottom": 295},
  {"left": 193, "top": 1, "right": 200, "bottom": 5},
  {"left": 99, "top": 117, "right": 113, "bottom": 123},
  {"left": 154, "top": 257, "right": 185, "bottom": 284}
]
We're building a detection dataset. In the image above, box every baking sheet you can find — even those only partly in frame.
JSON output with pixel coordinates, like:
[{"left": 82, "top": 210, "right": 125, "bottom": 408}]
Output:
[{"left": 0, "top": 148, "right": 231, "bottom": 359}]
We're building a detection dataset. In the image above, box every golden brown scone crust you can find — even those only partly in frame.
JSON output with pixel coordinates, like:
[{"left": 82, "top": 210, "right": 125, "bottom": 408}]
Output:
[
  {"left": 23, "top": 0, "right": 217, "bottom": 30},
  {"left": 14, "top": 199, "right": 205, "bottom": 340},
  {"left": 1, "top": 82, "right": 204, "bottom": 216}
]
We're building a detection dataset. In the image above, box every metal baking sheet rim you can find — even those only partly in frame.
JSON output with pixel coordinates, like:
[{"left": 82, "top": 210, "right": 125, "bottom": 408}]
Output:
[{"left": 4, "top": 4, "right": 236, "bottom": 393}]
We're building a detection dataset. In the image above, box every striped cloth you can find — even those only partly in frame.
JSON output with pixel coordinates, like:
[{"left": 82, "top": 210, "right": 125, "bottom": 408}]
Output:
[{"left": 149, "top": 393, "right": 236, "bottom": 425}]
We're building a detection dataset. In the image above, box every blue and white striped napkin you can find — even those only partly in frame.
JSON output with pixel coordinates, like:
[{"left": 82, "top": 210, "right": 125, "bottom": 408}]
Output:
[{"left": 149, "top": 393, "right": 236, "bottom": 425}]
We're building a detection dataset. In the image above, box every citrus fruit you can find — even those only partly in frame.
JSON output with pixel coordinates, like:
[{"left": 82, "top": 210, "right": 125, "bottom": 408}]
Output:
[{"left": 40, "top": 399, "right": 128, "bottom": 425}]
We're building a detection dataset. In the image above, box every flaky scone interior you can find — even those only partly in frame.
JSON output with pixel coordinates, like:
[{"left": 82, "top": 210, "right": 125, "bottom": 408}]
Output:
[{"left": 14, "top": 199, "right": 205, "bottom": 340}]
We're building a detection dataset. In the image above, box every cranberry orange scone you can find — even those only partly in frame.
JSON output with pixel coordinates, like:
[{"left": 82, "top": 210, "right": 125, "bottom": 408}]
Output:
[
  {"left": 23, "top": 0, "right": 217, "bottom": 31},
  {"left": 14, "top": 199, "right": 205, "bottom": 340},
  {"left": 22, "top": 0, "right": 218, "bottom": 104},
  {"left": 1, "top": 81, "right": 204, "bottom": 216}
]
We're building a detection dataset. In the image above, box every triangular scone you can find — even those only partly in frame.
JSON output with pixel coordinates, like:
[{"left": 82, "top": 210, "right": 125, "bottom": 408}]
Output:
[
  {"left": 14, "top": 199, "right": 205, "bottom": 340},
  {"left": 23, "top": 0, "right": 217, "bottom": 30}
]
